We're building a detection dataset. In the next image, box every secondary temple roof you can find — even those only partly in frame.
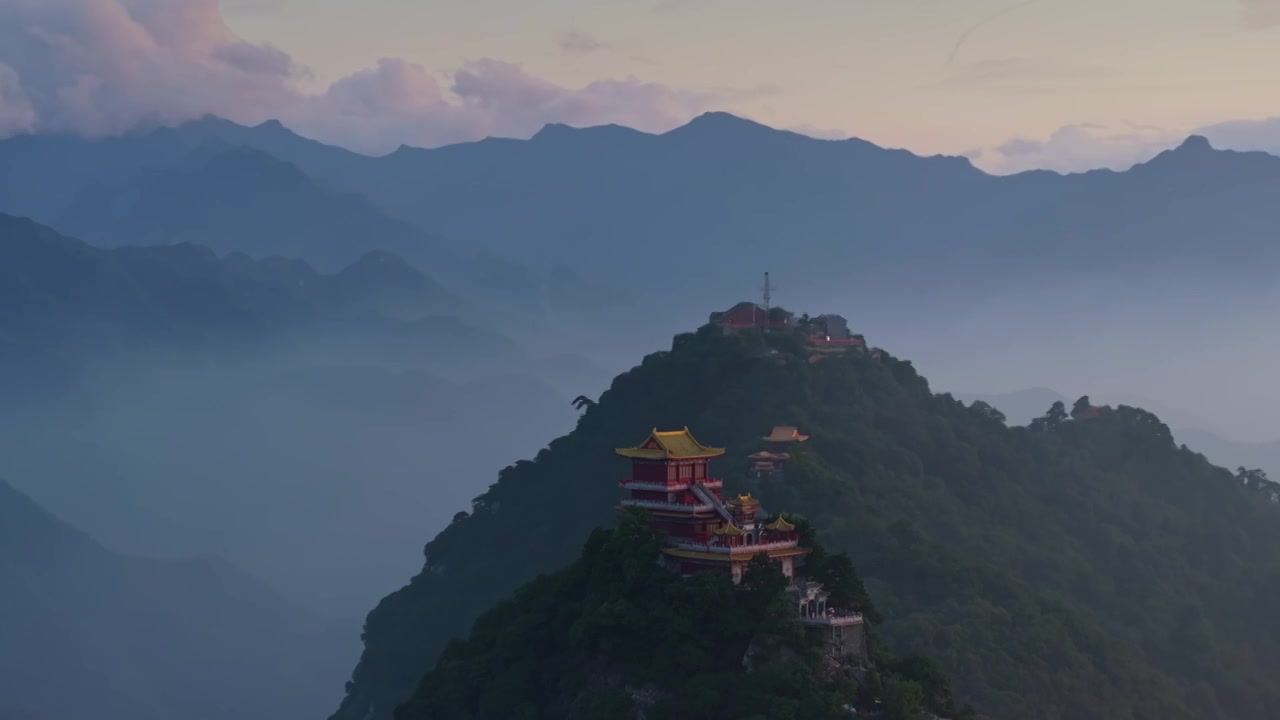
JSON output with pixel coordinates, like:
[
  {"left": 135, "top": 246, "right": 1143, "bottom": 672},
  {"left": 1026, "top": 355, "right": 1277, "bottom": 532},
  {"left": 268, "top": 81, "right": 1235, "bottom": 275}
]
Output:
[
  {"left": 616, "top": 427, "right": 728, "bottom": 460},
  {"left": 763, "top": 426, "right": 809, "bottom": 444}
]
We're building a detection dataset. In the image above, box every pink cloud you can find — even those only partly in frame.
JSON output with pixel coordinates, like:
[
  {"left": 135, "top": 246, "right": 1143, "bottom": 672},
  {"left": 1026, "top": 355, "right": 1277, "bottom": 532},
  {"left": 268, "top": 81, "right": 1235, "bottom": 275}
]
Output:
[
  {"left": 976, "top": 116, "right": 1280, "bottom": 175},
  {"left": 0, "top": 0, "right": 723, "bottom": 155},
  {"left": 980, "top": 123, "right": 1181, "bottom": 174},
  {"left": 0, "top": 64, "right": 36, "bottom": 135}
]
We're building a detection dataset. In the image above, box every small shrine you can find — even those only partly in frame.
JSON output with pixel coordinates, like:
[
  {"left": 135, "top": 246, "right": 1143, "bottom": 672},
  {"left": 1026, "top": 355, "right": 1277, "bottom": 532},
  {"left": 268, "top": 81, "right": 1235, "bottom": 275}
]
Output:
[
  {"left": 749, "top": 426, "right": 809, "bottom": 481},
  {"left": 790, "top": 580, "right": 868, "bottom": 660},
  {"left": 763, "top": 426, "right": 809, "bottom": 451},
  {"left": 748, "top": 450, "right": 790, "bottom": 480}
]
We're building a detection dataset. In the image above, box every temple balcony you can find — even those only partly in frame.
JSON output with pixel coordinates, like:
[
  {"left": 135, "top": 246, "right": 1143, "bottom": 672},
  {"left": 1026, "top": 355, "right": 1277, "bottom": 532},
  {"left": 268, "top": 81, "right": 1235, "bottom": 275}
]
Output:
[
  {"left": 618, "top": 478, "right": 723, "bottom": 492},
  {"left": 666, "top": 539, "right": 803, "bottom": 555},
  {"left": 798, "top": 612, "right": 865, "bottom": 627},
  {"left": 620, "top": 498, "right": 714, "bottom": 513}
]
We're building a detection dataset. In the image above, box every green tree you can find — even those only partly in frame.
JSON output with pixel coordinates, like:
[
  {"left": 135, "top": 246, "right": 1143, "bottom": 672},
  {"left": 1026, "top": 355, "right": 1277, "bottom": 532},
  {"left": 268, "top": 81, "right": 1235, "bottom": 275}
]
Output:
[
  {"left": 968, "top": 400, "right": 1007, "bottom": 425},
  {"left": 1073, "top": 395, "right": 1092, "bottom": 416},
  {"left": 882, "top": 678, "right": 923, "bottom": 720}
]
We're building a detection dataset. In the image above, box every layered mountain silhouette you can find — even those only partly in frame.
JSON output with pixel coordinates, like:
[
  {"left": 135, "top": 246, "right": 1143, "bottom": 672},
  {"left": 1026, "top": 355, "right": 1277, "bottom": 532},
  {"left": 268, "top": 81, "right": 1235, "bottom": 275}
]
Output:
[
  {"left": 0, "top": 215, "right": 581, "bottom": 616},
  {"left": 0, "top": 213, "right": 503, "bottom": 394},
  {"left": 5, "top": 112, "right": 1278, "bottom": 358},
  {"left": 0, "top": 479, "right": 353, "bottom": 720}
]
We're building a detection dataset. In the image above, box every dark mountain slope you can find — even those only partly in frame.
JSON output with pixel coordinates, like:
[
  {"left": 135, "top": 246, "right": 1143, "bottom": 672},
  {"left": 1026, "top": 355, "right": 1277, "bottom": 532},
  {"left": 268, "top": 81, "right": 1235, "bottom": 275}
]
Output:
[
  {"left": 0, "top": 479, "right": 353, "bottom": 720},
  {"left": 396, "top": 510, "right": 970, "bottom": 720},
  {"left": 333, "top": 325, "right": 1280, "bottom": 720}
]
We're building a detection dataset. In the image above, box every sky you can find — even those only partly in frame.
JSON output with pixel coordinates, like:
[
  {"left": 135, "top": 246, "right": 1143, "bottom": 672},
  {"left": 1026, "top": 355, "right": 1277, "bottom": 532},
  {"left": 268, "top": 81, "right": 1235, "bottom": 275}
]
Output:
[{"left": 1, "top": 0, "right": 1279, "bottom": 172}]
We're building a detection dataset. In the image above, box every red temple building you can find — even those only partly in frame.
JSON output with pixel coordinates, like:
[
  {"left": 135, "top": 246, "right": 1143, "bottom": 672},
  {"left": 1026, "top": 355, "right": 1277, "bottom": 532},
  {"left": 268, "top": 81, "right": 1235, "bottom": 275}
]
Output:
[
  {"left": 616, "top": 426, "right": 868, "bottom": 660},
  {"left": 616, "top": 428, "right": 810, "bottom": 583},
  {"left": 749, "top": 426, "right": 809, "bottom": 481},
  {"left": 709, "top": 302, "right": 794, "bottom": 332}
]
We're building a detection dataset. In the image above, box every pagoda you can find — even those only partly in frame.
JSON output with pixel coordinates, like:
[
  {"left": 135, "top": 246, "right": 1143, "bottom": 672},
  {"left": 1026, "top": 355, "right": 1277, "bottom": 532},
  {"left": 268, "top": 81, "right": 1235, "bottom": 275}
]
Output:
[
  {"left": 763, "top": 425, "right": 809, "bottom": 452},
  {"left": 616, "top": 428, "right": 810, "bottom": 583},
  {"left": 749, "top": 426, "right": 809, "bottom": 481}
]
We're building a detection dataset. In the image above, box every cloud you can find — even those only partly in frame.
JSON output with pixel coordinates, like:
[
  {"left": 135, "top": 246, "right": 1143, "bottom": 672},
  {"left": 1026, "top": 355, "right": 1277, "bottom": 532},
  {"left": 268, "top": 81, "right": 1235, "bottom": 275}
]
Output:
[
  {"left": 0, "top": 64, "right": 36, "bottom": 135},
  {"left": 556, "top": 30, "right": 604, "bottom": 55},
  {"left": 0, "top": 0, "right": 299, "bottom": 136},
  {"left": 979, "top": 123, "right": 1180, "bottom": 174},
  {"left": 973, "top": 114, "right": 1280, "bottom": 175},
  {"left": 1237, "top": 0, "right": 1280, "bottom": 27},
  {"left": 0, "top": 0, "right": 725, "bottom": 155},
  {"left": 1198, "top": 116, "right": 1280, "bottom": 155}
]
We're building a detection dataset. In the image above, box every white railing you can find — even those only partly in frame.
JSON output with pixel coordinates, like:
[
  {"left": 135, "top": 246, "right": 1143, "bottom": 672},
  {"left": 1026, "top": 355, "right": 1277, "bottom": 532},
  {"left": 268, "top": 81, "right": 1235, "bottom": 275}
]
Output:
[
  {"left": 618, "top": 479, "right": 723, "bottom": 492},
  {"left": 799, "top": 613, "right": 865, "bottom": 627},
  {"left": 666, "top": 540, "right": 803, "bottom": 555},
  {"left": 621, "top": 499, "right": 713, "bottom": 513},
  {"left": 689, "top": 483, "right": 735, "bottom": 523}
]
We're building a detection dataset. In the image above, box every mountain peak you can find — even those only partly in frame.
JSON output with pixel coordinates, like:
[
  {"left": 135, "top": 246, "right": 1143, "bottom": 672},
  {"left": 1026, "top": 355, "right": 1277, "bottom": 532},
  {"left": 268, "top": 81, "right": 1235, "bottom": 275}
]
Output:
[
  {"left": 530, "top": 122, "right": 648, "bottom": 145},
  {"left": 1176, "top": 134, "right": 1213, "bottom": 152},
  {"left": 667, "top": 111, "right": 775, "bottom": 137},
  {"left": 252, "top": 119, "right": 292, "bottom": 136}
]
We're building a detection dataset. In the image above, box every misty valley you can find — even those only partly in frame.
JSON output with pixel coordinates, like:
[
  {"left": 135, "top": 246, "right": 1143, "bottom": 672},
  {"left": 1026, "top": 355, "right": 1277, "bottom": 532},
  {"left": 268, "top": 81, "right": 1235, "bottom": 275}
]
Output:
[{"left": 5, "top": 17, "right": 1280, "bottom": 718}]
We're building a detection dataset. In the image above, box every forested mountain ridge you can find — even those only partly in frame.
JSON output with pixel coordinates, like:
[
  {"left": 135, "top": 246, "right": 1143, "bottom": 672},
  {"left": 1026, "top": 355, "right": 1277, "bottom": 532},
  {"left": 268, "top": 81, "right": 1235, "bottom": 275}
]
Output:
[
  {"left": 0, "top": 213, "right": 502, "bottom": 393},
  {"left": 333, "top": 323, "right": 1280, "bottom": 720},
  {"left": 396, "top": 509, "right": 971, "bottom": 720}
]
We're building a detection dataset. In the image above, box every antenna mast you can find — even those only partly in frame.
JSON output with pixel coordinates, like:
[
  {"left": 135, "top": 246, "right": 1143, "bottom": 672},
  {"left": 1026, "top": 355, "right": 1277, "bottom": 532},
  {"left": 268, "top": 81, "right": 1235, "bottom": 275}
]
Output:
[{"left": 762, "top": 272, "right": 772, "bottom": 317}]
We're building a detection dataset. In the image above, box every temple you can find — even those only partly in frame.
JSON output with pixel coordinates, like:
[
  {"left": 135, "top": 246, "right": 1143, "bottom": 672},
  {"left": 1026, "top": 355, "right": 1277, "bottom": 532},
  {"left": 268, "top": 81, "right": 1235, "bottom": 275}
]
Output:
[
  {"left": 616, "top": 427, "right": 867, "bottom": 660},
  {"left": 749, "top": 426, "right": 808, "bottom": 481},
  {"left": 617, "top": 428, "right": 809, "bottom": 582}
]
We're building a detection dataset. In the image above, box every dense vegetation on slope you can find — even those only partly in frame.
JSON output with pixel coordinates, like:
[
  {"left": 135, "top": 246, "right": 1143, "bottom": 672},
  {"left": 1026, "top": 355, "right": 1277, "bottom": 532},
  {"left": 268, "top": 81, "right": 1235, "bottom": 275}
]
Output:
[
  {"left": 334, "top": 325, "right": 1280, "bottom": 720},
  {"left": 396, "top": 508, "right": 968, "bottom": 720}
]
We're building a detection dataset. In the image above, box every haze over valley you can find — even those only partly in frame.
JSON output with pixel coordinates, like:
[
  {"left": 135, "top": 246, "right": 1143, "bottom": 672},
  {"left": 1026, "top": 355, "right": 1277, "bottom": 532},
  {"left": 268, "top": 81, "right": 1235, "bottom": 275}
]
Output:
[{"left": 3, "top": 1, "right": 1280, "bottom": 719}]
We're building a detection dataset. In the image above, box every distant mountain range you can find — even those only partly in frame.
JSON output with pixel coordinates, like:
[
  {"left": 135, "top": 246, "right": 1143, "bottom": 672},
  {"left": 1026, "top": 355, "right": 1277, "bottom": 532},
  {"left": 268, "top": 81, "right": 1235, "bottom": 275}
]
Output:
[
  {"left": 0, "top": 479, "right": 353, "bottom": 720},
  {"left": 6, "top": 113, "right": 1280, "bottom": 402},
  {"left": 8, "top": 113, "right": 1279, "bottom": 311},
  {"left": 0, "top": 212, "right": 518, "bottom": 399}
]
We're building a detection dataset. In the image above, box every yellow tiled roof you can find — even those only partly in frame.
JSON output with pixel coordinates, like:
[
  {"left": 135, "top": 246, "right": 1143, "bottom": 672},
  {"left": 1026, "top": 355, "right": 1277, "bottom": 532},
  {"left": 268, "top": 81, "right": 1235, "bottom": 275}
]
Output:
[
  {"left": 616, "top": 427, "right": 726, "bottom": 460},
  {"left": 713, "top": 522, "right": 744, "bottom": 536},
  {"left": 763, "top": 426, "right": 809, "bottom": 443},
  {"left": 765, "top": 516, "right": 796, "bottom": 532}
]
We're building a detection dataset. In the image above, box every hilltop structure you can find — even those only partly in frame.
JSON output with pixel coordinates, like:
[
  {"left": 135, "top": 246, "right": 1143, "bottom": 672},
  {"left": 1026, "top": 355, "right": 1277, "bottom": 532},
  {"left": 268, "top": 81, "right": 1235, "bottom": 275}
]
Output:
[
  {"left": 616, "top": 428, "right": 808, "bottom": 582},
  {"left": 616, "top": 427, "right": 865, "bottom": 659},
  {"left": 749, "top": 425, "right": 809, "bottom": 481},
  {"left": 710, "top": 301, "right": 795, "bottom": 332}
]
